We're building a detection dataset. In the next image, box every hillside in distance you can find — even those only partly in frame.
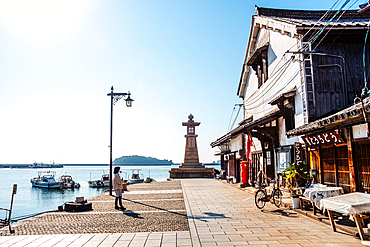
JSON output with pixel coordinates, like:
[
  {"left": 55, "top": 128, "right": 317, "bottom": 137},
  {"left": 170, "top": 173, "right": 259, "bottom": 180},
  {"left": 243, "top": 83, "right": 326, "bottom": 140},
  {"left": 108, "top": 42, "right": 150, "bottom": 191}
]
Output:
[{"left": 113, "top": 155, "right": 173, "bottom": 165}]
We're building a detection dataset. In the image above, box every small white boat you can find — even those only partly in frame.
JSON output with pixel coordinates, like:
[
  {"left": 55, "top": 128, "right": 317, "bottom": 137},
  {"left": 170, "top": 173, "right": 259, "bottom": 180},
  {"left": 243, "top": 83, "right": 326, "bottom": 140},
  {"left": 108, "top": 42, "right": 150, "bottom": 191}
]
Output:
[
  {"left": 59, "top": 174, "right": 80, "bottom": 189},
  {"left": 88, "top": 174, "right": 110, "bottom": 188},
  {"left": 30, "top": 171, "right": 63, "bottom": 189},
  {"left": 127, "top": 169, "right": 144, "bottom": 184}
]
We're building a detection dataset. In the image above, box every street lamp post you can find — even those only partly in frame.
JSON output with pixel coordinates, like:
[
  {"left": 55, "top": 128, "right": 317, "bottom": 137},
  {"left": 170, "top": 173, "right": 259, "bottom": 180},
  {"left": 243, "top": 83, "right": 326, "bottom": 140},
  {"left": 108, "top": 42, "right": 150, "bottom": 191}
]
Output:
[{"left": 107, "top": 86, "right": 133, "bottom": 196}]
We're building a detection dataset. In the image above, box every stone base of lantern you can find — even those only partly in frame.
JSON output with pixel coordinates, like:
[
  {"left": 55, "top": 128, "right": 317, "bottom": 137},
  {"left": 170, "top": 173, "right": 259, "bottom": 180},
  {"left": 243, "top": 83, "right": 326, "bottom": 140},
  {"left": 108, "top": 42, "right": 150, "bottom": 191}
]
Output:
[{"left": 169, "top": 163, "right": 214, "bottom": 178}]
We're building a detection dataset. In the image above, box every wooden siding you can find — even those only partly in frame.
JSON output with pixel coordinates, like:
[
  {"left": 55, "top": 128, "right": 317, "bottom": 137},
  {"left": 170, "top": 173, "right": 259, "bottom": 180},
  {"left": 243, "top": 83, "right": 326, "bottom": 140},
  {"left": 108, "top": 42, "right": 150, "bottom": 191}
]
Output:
[
  {"left": 311, "top": 30, "right": 370, "bottom": 120},
  {"left": 250, "top": 151, "right": 263, "bottom": 184},
  {"left": 321, "top": 146, "right": 351, "bottom": 193},
  {"left": 354, "top": 141, "right": 370, "bottom": 192}
]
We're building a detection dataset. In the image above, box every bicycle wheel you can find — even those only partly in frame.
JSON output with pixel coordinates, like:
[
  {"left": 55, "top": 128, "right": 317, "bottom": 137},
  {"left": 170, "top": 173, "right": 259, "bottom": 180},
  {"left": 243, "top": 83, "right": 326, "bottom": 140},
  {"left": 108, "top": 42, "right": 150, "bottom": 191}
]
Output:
[
  {"left": 273, "top": 189, "right": 282, "bottom": 207},
  {"left": 255, "top": 189, "right": 266, "bottom": 209}
]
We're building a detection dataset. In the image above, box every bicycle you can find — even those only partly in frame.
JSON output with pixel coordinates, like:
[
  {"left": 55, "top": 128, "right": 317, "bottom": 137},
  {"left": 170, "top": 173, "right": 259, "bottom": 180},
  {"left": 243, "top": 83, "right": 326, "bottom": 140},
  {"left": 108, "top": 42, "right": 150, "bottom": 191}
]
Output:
[{"left": 254, "top": 177, "right": 283, "bottom": 209}]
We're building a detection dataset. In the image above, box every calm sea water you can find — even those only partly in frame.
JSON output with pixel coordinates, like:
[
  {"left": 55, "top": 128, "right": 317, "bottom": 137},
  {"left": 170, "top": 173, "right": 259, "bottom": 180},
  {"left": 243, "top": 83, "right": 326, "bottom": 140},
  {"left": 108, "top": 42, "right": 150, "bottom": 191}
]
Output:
[{"left": 0, "top": 164, "right": 220, "bottom": 221}]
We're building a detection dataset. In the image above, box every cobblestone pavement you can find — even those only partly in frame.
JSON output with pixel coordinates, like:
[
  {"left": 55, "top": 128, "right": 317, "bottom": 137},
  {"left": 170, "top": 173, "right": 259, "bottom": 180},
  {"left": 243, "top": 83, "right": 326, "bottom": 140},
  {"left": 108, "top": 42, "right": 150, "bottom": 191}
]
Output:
[
  {"left": 1, "top": 181, "right": 189, "bottom": 236},
  {"left": 0, "top": 179, "right": 367, "bottom": 246}
]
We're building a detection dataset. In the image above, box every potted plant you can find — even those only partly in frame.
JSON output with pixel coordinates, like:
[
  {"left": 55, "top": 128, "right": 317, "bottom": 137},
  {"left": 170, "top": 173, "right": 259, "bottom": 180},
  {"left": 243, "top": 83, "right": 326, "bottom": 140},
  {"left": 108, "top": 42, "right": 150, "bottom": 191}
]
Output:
[{"left": 283, "top": 162, "right": 309, "bottom": 208}]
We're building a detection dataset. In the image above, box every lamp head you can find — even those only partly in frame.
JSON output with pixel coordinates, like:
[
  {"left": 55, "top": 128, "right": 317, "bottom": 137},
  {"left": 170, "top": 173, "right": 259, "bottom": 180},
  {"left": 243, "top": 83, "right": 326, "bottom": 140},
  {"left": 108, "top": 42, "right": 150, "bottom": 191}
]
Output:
[{"left": 125, "top": 92, "right": 134, "bottom": 107}]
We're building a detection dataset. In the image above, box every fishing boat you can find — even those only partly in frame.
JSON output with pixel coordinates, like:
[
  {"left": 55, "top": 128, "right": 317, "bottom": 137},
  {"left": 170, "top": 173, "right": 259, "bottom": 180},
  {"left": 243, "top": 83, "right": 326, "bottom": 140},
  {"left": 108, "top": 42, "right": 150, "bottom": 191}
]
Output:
[
  {"left": 58, "top": 174, "right": 80, "bottom": 189},
  {"left": 88, "top": 174, "right": 110, "bottom": 188},
  {"left": 127, "top": 169, "right": 144, "bottom": 184},
  {"left": 30, "top": 171, "right": 63, "bottom": 189}
]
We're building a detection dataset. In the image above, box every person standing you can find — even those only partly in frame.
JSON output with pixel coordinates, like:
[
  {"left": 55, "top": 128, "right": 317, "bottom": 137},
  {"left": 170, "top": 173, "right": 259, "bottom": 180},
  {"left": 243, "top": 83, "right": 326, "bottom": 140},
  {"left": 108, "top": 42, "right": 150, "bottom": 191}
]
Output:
[{"left": 113, "top": 166, "right": 126, "bottom": 211}]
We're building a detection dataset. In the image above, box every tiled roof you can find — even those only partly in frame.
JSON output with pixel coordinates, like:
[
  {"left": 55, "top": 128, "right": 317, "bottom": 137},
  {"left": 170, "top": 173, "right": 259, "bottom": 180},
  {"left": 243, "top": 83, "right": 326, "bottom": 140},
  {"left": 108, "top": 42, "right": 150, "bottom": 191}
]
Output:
[
  {"left": 286, "top": 96, "right": 370, "bottom": 138},
  {"left": 210, "top": 108, "right": 281, "bottom": 147},
  {"left": 256, "top": 6, "right": 370, "bottom": 28}
]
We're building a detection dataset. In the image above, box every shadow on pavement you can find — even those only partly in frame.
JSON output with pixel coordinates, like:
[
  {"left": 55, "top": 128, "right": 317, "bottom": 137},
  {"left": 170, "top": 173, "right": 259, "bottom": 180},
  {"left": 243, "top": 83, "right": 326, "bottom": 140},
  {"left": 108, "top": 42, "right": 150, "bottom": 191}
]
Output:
[
  {"left": 122, "top": 198, "right": 187, "bottom": 217},
  {"left": 123, "top": 211, "right": 143, "bottom": 219},
  {"left": 261, "top": 209, "right": 299, "bottom": 218},
  {"left": 189, "top": 212, "right": 230, "bottom": 222}
]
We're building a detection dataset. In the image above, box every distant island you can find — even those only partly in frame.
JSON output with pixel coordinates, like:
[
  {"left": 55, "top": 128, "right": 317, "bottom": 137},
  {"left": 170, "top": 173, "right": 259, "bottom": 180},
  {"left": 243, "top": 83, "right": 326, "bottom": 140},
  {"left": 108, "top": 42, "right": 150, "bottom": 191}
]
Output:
[{"left": 113, "top": 155, "right": 173, "bottom": 165}]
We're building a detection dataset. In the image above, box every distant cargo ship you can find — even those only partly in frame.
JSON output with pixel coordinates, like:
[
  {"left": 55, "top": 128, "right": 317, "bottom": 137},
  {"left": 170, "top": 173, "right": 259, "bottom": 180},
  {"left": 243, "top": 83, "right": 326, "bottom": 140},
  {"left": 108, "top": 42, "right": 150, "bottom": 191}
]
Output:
[
  {"left": 0, "top": 162, "right": 64, "bottom": 169},
  {"left": 28, "top": 162, "right": 63, "bottom": 169}
]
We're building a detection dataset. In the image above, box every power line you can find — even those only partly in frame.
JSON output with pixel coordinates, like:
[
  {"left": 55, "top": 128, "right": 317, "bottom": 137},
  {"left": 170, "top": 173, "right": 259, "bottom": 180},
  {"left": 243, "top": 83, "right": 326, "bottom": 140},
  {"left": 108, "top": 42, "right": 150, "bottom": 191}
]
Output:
[
  {"left": 230, "top": 104, "right": 242, "bottom": 131},
  {"left": 227, "top": 106, "right": 236, "bottom": 132}
]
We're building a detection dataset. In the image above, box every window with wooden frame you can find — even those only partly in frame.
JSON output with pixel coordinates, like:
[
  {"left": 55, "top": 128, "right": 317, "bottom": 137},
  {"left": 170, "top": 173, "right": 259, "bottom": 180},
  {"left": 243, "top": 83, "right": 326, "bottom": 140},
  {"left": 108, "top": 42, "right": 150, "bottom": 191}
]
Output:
[
  {"left": 284, "top": 99, "right": 295, "bottom": 132},
  {"left": 247, "top": 44, "right": 268, "bottom": 88},
  {"left": 269, "top": 88, "right": 297, "bottom": 133}
]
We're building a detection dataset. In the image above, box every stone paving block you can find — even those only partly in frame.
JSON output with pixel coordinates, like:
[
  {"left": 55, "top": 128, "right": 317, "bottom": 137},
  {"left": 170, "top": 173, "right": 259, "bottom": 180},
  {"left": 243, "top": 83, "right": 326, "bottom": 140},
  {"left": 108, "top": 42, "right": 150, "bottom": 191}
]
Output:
[
  {"left": 0, "top": 236, "right": 15, "bottom": 245},
  {"left": 333, "top": 242, "right": 364, "bottom": 247},
  {"left": 113, "top": 240, "right": 131, "bottom": 247},
  {"left": 236, "top": 244, "right": 267, "bottom": 247},
  {"left": 53, "top": 235, "right": 82, "bottom": 247},
  {"left": 144, "top": 239, "right": 161, "bottom": 246},
  {"left": 129, "top": 240, "right": 148, "bottom": 247},
  {"left": 298, "top": 244, "right": 337, "bottom": 247},
  {"left": 147, "top": 232, "right": 163, "bottom": 240},
  {"left": 25, "top": 235, "right": 58, "bottom": 247},
  {"left": 176, "top": 237, "right": 192, "bottom": 246},
  {"left": 309, "top": 237, "right": 353, "bottom": 243},
  {"left": 38, "top": 235, "right": 72, "bottom": 247},
  {"left": 216, "top": 241, "right": 244, "bottom": 247},
  {"left": 235, "top": 235, "right": 261, "bottom": 241},
  {"left": 211, "top": 235, "right": 231, "bottom": 242},
  {"left": 162, "top": 233, "right": 176, "bottom": 240},
  {"left": 247, "top": 240, "right": 281, "bottom": 245},
  {"left": 86, "top": 234, "right": 109, "bottom": 245},
  {"left": 4, "top": 235, "right": 41, "bottom": 246},
  {"left": 198, "top": 235, "right": 215, "bottom": 241},
  {"left": 277, "top": 239, "right": 314, "bottom": 244},
  {"left": 199, "top": 241, "right": 217, "bottom": 246},
  {"left": 119, "top": 233, "right": 135, "bottom": 241},
  {"left": 266, "top": 244, "right": 301, "bottom": 247},
  {"left": 67, "top": 234, "right": 95, "bottom": 247},
  {"left": 258, "top": 235, "right": 291, "bottom": 241}
]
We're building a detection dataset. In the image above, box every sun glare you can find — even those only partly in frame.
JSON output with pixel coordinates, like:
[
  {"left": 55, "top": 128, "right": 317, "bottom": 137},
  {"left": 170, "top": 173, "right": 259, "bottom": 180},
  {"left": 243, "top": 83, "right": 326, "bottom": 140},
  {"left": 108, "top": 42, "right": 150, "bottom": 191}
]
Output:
[{"left": 0, "top": 0, "right": 93, "bottom": 47}]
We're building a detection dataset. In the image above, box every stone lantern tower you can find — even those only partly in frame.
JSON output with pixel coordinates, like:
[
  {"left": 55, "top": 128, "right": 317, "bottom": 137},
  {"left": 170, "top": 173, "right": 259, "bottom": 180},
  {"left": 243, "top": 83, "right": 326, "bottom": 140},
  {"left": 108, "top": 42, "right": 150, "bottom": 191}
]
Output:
[
  {"left": 183, "top": 114, "right": 200, "bottom": 165},
  {"left": 169, "top": 114, "right": 214, "bottom": 178}
]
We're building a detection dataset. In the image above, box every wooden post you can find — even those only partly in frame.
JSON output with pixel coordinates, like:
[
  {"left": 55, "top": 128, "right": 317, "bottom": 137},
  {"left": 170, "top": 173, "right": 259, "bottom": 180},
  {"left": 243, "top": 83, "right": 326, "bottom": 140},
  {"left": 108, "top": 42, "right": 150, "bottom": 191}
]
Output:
[
  {"left": 334, "top": 147, "right": 339, "bottom": 187},
  {"left": 327, "top": 210, "right": 337, "bottom": 232},
  {"left": 347, "top": 128, "right": 356, "bottom": 192},
  {"left": 353, "top": 214, "right": 366, "bottom": 241},
  {"left": 318, "top": 148, "right": 324, "bottom": 184}
]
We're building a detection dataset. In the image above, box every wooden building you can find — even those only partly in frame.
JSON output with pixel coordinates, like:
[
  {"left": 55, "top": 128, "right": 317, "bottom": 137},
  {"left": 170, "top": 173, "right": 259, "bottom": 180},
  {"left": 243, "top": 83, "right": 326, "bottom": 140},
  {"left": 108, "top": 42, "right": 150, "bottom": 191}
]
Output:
[{"left": 211, "top": 6, "right": 370, "bottom": 187}]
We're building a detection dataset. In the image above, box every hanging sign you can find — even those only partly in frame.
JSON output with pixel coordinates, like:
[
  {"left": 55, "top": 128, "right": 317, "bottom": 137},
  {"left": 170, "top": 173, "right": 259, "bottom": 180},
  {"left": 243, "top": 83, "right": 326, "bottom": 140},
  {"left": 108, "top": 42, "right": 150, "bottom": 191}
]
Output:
[
  {"left": 294, "top": 142, "right": 303, "bottom": 166},
  {"left": 302, "top": 130, "right": 345, "bottom": 148}
]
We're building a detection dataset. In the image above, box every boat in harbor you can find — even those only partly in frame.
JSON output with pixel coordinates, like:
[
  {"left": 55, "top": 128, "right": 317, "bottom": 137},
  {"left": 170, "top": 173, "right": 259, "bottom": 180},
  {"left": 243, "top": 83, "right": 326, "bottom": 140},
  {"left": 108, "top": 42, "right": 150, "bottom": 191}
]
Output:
[
  {"left": 58, "top": 174, "right": 80, "bottom": 189},
  {"left": 127, "top": 169, "right": 144, "bottom": 184},
  {"left": 88, "top": 174, "right": 110, "bottom": 188},
  {"left": 30, "top": 171, "right": 63, "bottom": 189}
]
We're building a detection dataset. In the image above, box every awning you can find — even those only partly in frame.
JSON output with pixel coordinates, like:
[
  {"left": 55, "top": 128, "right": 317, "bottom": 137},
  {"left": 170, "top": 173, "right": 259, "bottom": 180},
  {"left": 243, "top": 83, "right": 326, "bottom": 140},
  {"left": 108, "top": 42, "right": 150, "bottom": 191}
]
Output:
[
  {"left": 286, "top": 96, "right": 370, "bottom": 138},
  {"left": 211, "top": 108, "right": 281, "bottom": 148},
  {"left": 246, "top": 44, "right": 269, "bottom": 66},
  {"left": 214, "top": 150, "right": 238, "bottom": 156},
  {"left": 269, "top": 87, "right": 296, "bottom": 105}
]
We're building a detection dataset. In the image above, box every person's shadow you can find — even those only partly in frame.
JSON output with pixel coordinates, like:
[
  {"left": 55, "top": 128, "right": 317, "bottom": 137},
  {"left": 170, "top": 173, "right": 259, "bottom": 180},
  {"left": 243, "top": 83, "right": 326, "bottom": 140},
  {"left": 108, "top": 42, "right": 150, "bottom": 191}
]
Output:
[{"left": 121, "top": 197, "right": 187, "bottom": 218}]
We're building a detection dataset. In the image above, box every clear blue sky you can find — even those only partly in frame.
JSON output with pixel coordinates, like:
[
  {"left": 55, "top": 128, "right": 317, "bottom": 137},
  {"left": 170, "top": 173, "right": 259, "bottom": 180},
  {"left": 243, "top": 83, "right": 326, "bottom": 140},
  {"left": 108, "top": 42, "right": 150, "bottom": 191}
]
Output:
[{"left": 0, "top": 0, "right": 361, "bottom": 164}]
